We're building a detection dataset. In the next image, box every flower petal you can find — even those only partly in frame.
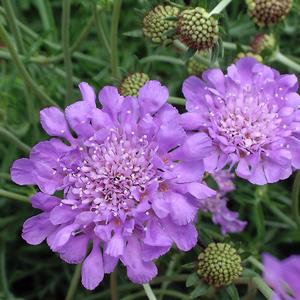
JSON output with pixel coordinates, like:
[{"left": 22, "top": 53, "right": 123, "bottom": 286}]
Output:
[
  {"left": 40, "top": 107, "right": 71, "bottom": 138},
  {"left": 59, "top": 235, "right": 89, "bottom": 264},
  {"left": 79, "top": 82, "right": 96, "bottom": 107},
  {"left": 22, "top": 212, "right": 55, "bottom": 245},
  {"left": 11, "top": 158, "right": 36, "bottom": 185},
  {"left": 139, "top": 80, "right": 169, "bottom": 115},
  {"left": 82, "top": 241, "right": 104, "bottom": 290}
]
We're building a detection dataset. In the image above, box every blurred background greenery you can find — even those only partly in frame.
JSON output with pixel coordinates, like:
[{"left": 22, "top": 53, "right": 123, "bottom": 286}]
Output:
[{"left": 0, "top": 0, "right": 300, "bottom": 299}]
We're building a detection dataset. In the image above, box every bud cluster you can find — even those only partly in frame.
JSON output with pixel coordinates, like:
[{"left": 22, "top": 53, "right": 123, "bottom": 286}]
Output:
[
  {"left": 198, "top": 243, "right": 243, "bottom": 287},
  {"left": 177, "top": 7, "right": 219, "bottom": 51},
  {"left": 143, "top": 5, "right": 180, "bottom": 44},
  {"left": 119, "top": 72, "right": 150, "bottom": 96},
  {"left": 250, "top": 33, "right": 276, "bottom": 54},
  {"left": 246, "top": 0, "right": 292, "bottom": 27},
  {"left": 236, "top": 52, "right": 263, "bottom": 63},
  {"left": 187, "top": 55, "right": 207, "bottom": 76}
]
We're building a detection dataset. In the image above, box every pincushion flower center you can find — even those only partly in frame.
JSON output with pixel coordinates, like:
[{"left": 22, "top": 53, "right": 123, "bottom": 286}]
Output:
[
  {"left": 213, "top": 88, "right": 282, "bottom": 153},
  {"left": 64, "top": 129, "right": 158, "bottom": 217}
]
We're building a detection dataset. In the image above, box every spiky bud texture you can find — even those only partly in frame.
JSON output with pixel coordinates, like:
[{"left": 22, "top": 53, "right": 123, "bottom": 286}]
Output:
[
  {"left": 119, "top": 73, "right": 150, "bottom": 96},
  {"left": 187, "top": 55, "right": 207, "bottom": 76},
  {"left": 246, "top": 0, "right": 292, "bottom": 27},
  {"left": 177, "top": 7, "right": 219, "bottom": 51},
  {"left": 143, "top": 5, "right": 180, "bottom": 44},
  {"left": 250, "top": 33, "right": 276, "bottom": 54},
  {"left": 236, "top": 52, "right": 263, "bottom": 63},
  {"left": 198, "top": 243, "right": 243, "bottom": 287}
]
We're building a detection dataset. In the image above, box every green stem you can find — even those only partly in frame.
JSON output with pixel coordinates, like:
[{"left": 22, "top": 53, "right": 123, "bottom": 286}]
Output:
[
  {"left": 93, "top": 3, "right": 111, "bottom": 56},
  {"left": 159, "top": 254, "right": 180, "bottom": 300},
  {"left": 2, "top": 0, "right": 25, "bottom": 52},
  {"left": 70, "top": 15, "right": 95, "bottom": 54},
  {"left": 268, "top": 205, "right": 297, "bottom": 228},
  {"left": 2, "top": 0, "right": 37, "bottom": 132},
  {"left": 173, "top": 40, "right": 211, "bottom": 66},
  {"left": 84, "top": 275, "right": 188, "bottom": 300},
  {"left": 252, "top": 277, "right": 273, "bottom": 299},
  {"left": 0, "top": 173, "right": 11, "bottom": 180},
  {"left": 65, "top": 264, "right": 82, "bottom": 300},
  {"left": 292, "top": 171, "right": 300, "bottom": 228},
  {"left": 0, "top": 23, "right": 58, "bottom": 107},
  {"left": 143, "top": 284, "right": 157, "bottom": 300},
  {"left": 0, "top": 126, "right": 31, "bottom": 154},
  {"left": 123, "top": 289, "right": 188, "bottom": 300},
  {"left": 110, "top": 0, "right": 122, "bottom": 79},
  {"left": 247, "top": 256, "right": 264, "bottom": 272},
  {"left": 168, "top": 96, "right": 185, "bottom": 105},
  {"left": 0, "top": 243, "right": 12, "bottom": 299},
  {"left": 140, "top": 55, "right": 184, "bottom": 66},
  {"left": 0, "top": 189, "right": 30, "bottom": 203},
  {"left": 110, "top": 269, "right": 119, "bottom": 300},
  {"left": 62, "top": 0, "right": 73, "bottom": 105},
  {"left": 274, "top": 51, "right": 300, "bottom": 73},
  {"left": 209, "top": 0, "right": 232, "bottom": 16}
]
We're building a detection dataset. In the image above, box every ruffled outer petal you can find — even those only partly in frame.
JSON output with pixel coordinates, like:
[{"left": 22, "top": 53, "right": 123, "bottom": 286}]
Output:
[
  {"left": 122, "top": 237, "right": 157, "bottom": 284},
  {"left": 59, "top": 235, "right": 89, "bottom": 264},
  {"left": 22, "top": 212, "right": 55, "bottom": 245},
  {"left": 139, "top": 80, "right": 169, "bottom": 115},
  {"left": 79, "top": 82, "right": 96, "bottom": 107},
  {"left": 82, "top": 241, "right": 104, "bottom": 290},
  {"left": 40, "top": 107, "right": 71, "bottom": 139},
  {"left": 11, "top": 158, "right": 36, "bottom": 185},
  {"left": 160, "top": 217, "right": 197, "bottom": 251}
]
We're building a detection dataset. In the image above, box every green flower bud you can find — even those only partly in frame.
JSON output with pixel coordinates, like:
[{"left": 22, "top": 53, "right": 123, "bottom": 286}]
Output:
[
  {"left": 246, "top": 0, "right": 292, "bottom": 27},
  {"left": 187, "top": 55, "right": 208, "bottom": 76},
  {"left": 119, "top": 73, "right": 150, "bottom": 96},
  {"left": 198, "top": 243, "right": 243, "bottom": 287},
  {"left": 250, "top": 33, "right": 276, "bottom": 54},
  {"left": 177, "top": 7, "right": 219, "bottom": 51},
  {"left": 143, "top": 5, "right": 180, "bottom": 44},
  {"left": 235, "top": 52, "right": 263, "bottom": 63}
]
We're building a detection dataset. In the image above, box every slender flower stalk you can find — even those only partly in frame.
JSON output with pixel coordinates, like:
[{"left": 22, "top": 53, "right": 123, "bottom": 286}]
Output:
[
  {"left": 62, "top": 0, "right": 73, "bottom": 105},
  {"left": 274, "top": 51, "right": 300, "bottom": 73},
  {"left": 0, "top": 189, "right": 29, "bottom": 203},
  {"left": 2, "top": 0, "right": 37, "bottom": 134},
  {"left": 93, "top": 2, "right": 111, "bottom": 56},
  {"left": 143, "top": 284, "right": 157, "bottom": 300},
  {"left": 2, "top": 0, "right": 25, "bottom": 53},
  {"left": 110, "top": 269, "right": 119, "bottom": 300},
  {"left": 110, "top": 0, "right": 122, "bottom": 79},
  {"left": 65, "top": 264, "right": 82, "bottom": 300},
  {"left": 292, "top": 171, "right": 300, "bottom": 227},
  {"left": 0, "top": 126, "right": 31, "bottom": 154},
  {"left": 252, "top": 277, "right": 273, "bottom": 299},
  {"left": 0, "top": 23, "right": 58, "bottom": 107}
]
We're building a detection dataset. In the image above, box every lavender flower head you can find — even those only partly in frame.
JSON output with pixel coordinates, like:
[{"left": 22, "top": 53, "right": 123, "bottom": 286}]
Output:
[
  {"left": 199, "top": 170, "right": 247, "bottom": 235},
  {"left": 11, "top": 81, "right": 214, "bottom": 290},
  {"left": 263, "top": 253, "right": 300, "bottom": 300},
  {"left": 182, "top": 57, "right": 300, "bottom": 184}
]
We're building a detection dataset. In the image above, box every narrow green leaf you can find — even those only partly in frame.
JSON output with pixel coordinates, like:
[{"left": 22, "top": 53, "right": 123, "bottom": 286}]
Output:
[
  {"left": 225, "top": 284, "right": 239, "bottom": 300},
  {"left": 190, "top": 285, "right": 209, "bottom": 299},
  {"left": 186, "top": 272, "right": 199, "bottom": 287},
  {"left": 123, "top": 29, "right": 143, "bottom": 38}
]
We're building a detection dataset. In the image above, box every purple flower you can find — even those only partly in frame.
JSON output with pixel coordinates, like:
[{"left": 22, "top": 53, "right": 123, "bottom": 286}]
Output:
[
  {"left": 263, "top": 253, "right": 300, "bottom": 300},
  {"left": 182, "top": 57, "right": 300, "bottom": 184},
  {"left": 11, "top": 81, "right": 214, "bottom": 290},
  {"left": 199, "top": 170, "right": 246, "bottom": 235}
]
